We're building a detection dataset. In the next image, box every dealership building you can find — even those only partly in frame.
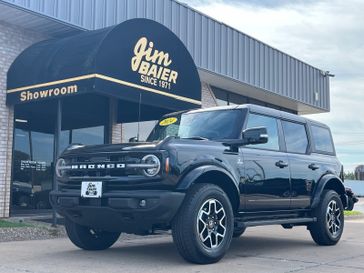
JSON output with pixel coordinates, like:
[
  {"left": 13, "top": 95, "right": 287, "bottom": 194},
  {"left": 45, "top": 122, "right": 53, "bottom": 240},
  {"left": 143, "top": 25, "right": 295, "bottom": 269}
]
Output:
[{"left": 0, "top": 0, "right": 331, "bottom": 217}]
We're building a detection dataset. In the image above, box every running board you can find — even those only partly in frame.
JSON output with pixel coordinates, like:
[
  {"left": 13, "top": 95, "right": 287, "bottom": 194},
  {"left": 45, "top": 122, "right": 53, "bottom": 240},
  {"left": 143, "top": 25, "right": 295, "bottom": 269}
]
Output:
[{"left": 238, "top": 217, "right": 316, "bottom": 228}]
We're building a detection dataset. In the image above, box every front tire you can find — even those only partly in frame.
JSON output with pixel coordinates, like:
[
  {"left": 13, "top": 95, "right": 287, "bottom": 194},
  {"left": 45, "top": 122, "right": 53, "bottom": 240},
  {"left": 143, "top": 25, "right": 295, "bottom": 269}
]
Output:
[
  {"left": 309, "top": 190, "right": 344, "bottom": 246},
  {"left": 65, "top": 218, "right": 121, "bottom": 250},
  {"left": 172, "top": 183, "right": 234, "bottom": 264}
]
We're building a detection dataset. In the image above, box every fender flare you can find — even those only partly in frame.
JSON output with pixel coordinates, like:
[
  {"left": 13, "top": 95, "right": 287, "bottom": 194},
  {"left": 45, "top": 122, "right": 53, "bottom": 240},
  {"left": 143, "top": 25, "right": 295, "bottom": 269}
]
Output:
[
  {"left": 311, "top": 174, "right": 347, "bottom": 208},
  {"left": 177, "top": 165, "right": 238, "bottom": 190},
  {"left": 176, "top": 165, "right": 240, "bottom": 195}
]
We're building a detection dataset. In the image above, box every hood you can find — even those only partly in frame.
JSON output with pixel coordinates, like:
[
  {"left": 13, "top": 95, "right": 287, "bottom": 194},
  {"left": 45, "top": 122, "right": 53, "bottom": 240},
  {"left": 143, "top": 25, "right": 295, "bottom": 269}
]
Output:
[{"left": 60, "top": 136, "right": 225, "bottom": 157}]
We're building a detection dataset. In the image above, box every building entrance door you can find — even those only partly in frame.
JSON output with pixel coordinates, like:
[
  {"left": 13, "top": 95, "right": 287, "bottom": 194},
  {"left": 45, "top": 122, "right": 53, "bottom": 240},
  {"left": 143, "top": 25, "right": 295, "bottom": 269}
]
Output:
[{"left": 11, "top": 95, "right": 109, "bottom": 215}]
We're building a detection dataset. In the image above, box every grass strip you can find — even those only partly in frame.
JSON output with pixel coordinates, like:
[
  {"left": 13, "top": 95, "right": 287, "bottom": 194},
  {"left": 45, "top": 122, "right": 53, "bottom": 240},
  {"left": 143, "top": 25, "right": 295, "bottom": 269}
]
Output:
[
  {"left": 0, "top": 219, "right": 32, "bottom": 228},
  {"left": 344, "top": 210, "right": 362, "bottom": 216}
]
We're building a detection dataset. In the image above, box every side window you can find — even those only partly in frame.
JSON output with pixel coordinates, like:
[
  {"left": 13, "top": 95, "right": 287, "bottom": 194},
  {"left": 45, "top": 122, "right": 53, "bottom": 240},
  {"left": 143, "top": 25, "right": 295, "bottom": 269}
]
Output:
[
  {"left": 282, "top": 121, "right": 308, "bottom": 154},
  {"left": 311, "top": 125, "right": 335, "bottom": 154},
  {"left": 245, "top": 113, "right": 279, "bottom": 150}
]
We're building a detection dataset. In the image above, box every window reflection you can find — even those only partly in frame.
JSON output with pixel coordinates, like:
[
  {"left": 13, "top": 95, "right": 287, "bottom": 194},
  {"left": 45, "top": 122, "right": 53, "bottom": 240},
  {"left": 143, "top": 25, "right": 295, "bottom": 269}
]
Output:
[
  {"left": 12, "top": 125, "right": 105, "bottom": 212},
  {"left": 211, "top": 86, "right": 296, "bottom": 114},
  {"left": 12, "top": 129, "right": 32, "bottom": 209},
  {"left": 122, "top": 121, "right": 157, "bottom": 142},
  {"left": 246, "top": 114, "right": 280, "bottom": 151},
  {"left": 72, "top": 126, "right": 104, "bottom": 145}
]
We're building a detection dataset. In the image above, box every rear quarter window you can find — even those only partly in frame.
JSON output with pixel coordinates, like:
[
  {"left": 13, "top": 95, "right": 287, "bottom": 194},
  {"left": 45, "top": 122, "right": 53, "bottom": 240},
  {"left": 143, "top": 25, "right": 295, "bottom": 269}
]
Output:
[{"left": 311, "top": 125, "right": 335, "bottom": 154}]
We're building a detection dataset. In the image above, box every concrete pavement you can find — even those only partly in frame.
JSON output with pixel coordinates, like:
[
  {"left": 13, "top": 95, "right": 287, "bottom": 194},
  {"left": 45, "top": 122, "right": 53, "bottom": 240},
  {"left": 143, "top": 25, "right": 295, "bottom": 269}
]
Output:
[
  {"left": 0, "top": 218, "right": 363, "bottom": 273},
  {"left": 354, "top": 200, "right": 364, "bottom": 213}
]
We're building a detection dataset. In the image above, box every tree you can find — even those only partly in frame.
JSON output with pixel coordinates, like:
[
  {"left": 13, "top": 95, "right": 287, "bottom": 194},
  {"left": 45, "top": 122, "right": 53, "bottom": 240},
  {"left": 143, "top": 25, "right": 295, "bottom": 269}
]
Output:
[{"left": 344, "top": 171, "right": 356, "bottom": 180}]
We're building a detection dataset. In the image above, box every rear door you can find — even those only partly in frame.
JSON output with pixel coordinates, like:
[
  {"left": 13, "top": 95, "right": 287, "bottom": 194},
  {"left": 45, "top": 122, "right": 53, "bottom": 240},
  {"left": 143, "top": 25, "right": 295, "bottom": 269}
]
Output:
[
  {"left": 280, "top": 120, "right": 314, "bottom": 209},
  {"left": 241, "top": 113, "right": 291, "bottom": 211}
]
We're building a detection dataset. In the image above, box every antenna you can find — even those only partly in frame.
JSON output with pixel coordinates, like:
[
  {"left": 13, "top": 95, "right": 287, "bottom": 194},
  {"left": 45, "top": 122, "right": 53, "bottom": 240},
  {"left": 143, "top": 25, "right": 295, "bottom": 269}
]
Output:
[{"left": 137, "top": 93, "right": 142, "bottom": 141}]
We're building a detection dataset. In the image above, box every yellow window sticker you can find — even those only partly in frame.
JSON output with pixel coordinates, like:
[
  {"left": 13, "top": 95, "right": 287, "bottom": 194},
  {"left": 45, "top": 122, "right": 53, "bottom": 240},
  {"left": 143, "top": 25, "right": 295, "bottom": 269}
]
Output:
[{"left": 159, "top": 117, "right": 178, "bottom": 126}]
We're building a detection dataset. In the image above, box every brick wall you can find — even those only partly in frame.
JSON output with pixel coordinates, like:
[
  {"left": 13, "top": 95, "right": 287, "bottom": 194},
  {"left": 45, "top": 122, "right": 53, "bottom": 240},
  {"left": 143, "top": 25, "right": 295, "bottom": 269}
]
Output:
[
  {"left": 0, "top": 21, "right": 47, "bottom": 217},
  {"left": 201, "top": 82, "right": 218, "bottom": 108}
]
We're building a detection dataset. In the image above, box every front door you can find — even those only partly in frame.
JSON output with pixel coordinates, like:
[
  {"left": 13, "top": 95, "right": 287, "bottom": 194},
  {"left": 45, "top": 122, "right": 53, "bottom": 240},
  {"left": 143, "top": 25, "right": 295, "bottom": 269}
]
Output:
[{"left": 241, "top": 113, "right": 291, "bottom": 211}]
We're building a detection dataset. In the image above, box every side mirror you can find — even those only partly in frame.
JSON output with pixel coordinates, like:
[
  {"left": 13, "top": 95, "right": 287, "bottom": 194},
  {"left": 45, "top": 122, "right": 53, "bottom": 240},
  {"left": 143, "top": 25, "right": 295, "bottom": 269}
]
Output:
[
  {"left": 242, "top": 127, "right": 268, "bottom": 145},
  {"left": 129, "top": 137, "right": 138, "bottom": 143},
  {"left": 222, "top": 127, "right": 268, "bottom": 148}
]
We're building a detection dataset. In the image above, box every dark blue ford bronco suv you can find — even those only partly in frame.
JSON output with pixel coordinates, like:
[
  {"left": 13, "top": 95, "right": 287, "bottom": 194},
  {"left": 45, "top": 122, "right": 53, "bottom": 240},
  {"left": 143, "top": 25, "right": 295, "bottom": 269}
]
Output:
[{"left": 51, "top": 104, "right": 358, "bottom": 264}]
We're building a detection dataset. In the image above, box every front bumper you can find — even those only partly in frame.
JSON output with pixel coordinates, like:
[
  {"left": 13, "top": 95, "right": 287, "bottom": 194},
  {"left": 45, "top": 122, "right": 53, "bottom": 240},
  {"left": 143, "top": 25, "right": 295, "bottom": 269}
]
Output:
[{"left": 50, "top": 190, "right": 185, "bottom": 233}]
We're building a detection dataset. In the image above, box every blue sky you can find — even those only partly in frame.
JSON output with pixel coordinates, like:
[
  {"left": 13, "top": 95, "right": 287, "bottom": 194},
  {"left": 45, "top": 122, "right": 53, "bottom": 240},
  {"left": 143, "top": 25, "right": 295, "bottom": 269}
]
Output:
[{"left": 181, "top": 0, "right": 364, "bottom": 172}]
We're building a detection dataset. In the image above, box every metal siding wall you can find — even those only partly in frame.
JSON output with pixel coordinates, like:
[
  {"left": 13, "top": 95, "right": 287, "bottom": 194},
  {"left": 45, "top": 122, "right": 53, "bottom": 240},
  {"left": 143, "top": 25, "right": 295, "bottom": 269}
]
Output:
[{"left": 2, "top": 0, "right": 329, "bottom": 111}]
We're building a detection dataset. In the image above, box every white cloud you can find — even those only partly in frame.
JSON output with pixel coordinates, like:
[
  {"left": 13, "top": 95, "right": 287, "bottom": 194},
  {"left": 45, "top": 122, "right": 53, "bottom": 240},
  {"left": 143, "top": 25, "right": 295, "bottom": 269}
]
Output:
[{"left": 182, "top": 0, "right": 364, "bottom": 172}]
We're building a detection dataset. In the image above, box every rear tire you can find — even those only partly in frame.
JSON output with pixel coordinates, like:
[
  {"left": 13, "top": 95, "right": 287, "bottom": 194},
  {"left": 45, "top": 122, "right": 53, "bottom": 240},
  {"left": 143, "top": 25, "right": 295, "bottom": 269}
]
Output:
[
  {"left": 309, "top": 190, "right": 344, "bottom": 246},
  {"left": 65, "top": 218, "right": 121, "bottom": 250},
  {"left": 172, "top": 183, "right": 234, "bottom": 264}
]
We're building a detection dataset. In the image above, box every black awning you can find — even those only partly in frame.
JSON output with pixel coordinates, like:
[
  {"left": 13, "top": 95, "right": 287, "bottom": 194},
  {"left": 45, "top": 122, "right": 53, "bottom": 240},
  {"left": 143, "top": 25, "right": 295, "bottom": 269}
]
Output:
[{"left": 7, "top": 18, "right": 201, "bottom": 112}]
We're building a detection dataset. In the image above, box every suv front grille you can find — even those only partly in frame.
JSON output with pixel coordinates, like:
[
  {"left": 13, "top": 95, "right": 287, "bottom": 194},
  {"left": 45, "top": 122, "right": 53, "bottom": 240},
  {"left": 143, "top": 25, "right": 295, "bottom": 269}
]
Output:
[
  {"left": 58, "top": 152, "right": 163, "bottom": 191},
  {"left": 65, "top": 154, "right": 143, "bottom": 178}
]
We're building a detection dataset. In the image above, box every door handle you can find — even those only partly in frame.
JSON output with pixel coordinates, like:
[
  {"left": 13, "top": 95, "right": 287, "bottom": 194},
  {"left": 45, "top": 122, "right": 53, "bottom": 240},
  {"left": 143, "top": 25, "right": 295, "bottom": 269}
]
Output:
[
  {"left": 275, "top": 160, "right": 289, "bottom": 168},
  {"left": 308, "top": 163, "right": 320, "bottom": 170}
]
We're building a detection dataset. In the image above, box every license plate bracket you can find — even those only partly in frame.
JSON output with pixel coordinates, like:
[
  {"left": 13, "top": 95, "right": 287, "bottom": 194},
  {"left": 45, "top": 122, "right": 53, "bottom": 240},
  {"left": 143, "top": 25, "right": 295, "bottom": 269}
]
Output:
[{"left": 81, "top": 181, "right": 102, "bottom": 198}]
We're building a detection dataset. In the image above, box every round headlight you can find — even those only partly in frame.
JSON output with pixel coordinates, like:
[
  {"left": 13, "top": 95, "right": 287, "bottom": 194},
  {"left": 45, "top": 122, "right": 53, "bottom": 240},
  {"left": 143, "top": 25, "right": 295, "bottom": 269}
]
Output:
[
  {"left": 55, "top": 158, "right": 67, "bottom": 178},
  {"left": 142, "top": 155, "right": 161, "bottom": 177}
]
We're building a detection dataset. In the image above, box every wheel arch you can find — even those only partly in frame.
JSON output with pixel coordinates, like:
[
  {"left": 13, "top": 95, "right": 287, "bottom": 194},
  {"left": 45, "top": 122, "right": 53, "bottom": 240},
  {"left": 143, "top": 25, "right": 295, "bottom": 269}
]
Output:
[
  {"left": 311, "top": 174, "right": 347, "bottom": 209},
  {"left": 177, "top": 166, "right": 240, "bottom": 212}
]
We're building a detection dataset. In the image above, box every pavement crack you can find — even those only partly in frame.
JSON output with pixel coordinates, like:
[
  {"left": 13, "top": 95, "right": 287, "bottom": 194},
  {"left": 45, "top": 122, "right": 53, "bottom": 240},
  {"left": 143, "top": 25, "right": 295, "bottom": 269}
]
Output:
[
  {"left": 236, "top": 254, "right": 321, "bottom": 266},
  {"left": 282, "top": 253, "right": 364, "bottom": 272}
]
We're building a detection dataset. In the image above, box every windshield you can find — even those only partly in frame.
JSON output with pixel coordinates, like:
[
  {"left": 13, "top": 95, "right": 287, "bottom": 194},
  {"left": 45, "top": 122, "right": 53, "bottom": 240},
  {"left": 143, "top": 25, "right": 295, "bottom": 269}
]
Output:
[{"left": 147, "top": 109, "right": 243, "bottom": 141}]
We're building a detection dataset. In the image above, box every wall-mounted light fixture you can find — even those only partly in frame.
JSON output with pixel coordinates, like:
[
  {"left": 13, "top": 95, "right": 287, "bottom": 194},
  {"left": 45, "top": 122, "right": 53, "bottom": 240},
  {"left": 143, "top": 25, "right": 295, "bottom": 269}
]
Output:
[
  {"left": 320, "top": 70, "right": 335, "bottom": 77},
  {"left": 15, "top": 119, "right": 28, "bottom": 123}
]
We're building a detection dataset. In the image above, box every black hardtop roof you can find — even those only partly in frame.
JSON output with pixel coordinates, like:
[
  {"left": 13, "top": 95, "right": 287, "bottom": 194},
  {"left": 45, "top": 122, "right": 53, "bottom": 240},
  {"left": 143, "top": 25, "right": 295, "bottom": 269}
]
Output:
[{"left": 163, "top": 104, "right": 330, "bottom": 129}]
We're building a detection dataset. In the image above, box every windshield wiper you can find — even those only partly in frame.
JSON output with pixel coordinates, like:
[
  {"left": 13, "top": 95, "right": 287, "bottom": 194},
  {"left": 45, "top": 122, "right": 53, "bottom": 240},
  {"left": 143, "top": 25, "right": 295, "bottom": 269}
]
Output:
[{"left": 181, "top": 136, "right": 209, "bottom": 140}]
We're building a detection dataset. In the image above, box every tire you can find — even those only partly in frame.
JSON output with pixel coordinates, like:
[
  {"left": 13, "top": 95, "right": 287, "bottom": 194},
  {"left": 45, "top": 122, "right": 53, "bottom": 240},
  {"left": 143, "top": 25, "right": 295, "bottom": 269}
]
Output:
[
  {"left": 309, "top": 190, "right": 344, "bottom": 246},
  {"left": 172, "top": 183, "right": 234, "bottom": 264},
  {"left": 65, "top": 218, "right": 121, "bottom": 250},
  {"left": 18, "top": 195, "right": 31, "bottom": 208},
  {"left": 233, "top": 227, "right": 246, "bottom": 238}
]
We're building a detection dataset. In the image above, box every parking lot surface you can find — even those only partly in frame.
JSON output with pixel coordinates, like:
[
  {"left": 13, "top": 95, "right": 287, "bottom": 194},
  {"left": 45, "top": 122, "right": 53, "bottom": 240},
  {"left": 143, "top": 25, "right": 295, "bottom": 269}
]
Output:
[{"left": 0, "top": 218, "right": 363, "bottom": 273}]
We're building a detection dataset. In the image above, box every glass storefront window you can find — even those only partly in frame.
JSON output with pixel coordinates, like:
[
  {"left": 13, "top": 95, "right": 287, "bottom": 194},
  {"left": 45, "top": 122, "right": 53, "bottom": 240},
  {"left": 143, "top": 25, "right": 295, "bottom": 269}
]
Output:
[
  {"left": 72, "top": 126, "right": 105, "bottom": 145},
  {"left": 211, "top": 86, "right": 296, "bottom": 114},
  {"left": 12, "top": 126, "right": 106, "bottom": 213},
  {"left": 14, "top": 129, "right": 31, "bottom": 157},
  {"left": 122, "top": 121, "right": 157, "bottom": 142},
  {"left": 12, "top": 128, "right": 32, "bottom": 209},
  {"left": 11, "top": 95, "right": 109, "bottom": 214},
  {"left": 31, "top": 131, "right": 54, "bottom": 201},
  {"left": 12, "top": 129, "right": 55, "bottom": 210},
  {"left": 59, "top": 130, "right": 71, "bottom": 153}
]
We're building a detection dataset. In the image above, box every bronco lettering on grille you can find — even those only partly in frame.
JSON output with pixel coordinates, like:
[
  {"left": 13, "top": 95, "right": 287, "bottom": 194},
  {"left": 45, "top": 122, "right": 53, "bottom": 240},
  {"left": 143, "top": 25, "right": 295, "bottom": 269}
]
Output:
[{"left": 70, "top": 163, "right": 126, "bottom": 170}]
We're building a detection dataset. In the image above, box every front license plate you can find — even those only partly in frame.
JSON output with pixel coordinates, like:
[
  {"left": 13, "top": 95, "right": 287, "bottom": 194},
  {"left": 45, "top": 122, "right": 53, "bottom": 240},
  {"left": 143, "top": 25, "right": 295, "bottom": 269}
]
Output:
[{"left": 81, "top": 181, "right": 102, "bottom": 198}]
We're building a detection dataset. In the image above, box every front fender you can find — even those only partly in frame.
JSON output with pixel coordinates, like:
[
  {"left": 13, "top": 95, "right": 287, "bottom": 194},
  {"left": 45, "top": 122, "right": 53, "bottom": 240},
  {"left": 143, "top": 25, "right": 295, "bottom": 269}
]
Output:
[
  {"left": 176, "top": 165, "right": 239, "bottom": 192},
  {"left": 311, "top": 174, "right": 347, "bottom": 209}
]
